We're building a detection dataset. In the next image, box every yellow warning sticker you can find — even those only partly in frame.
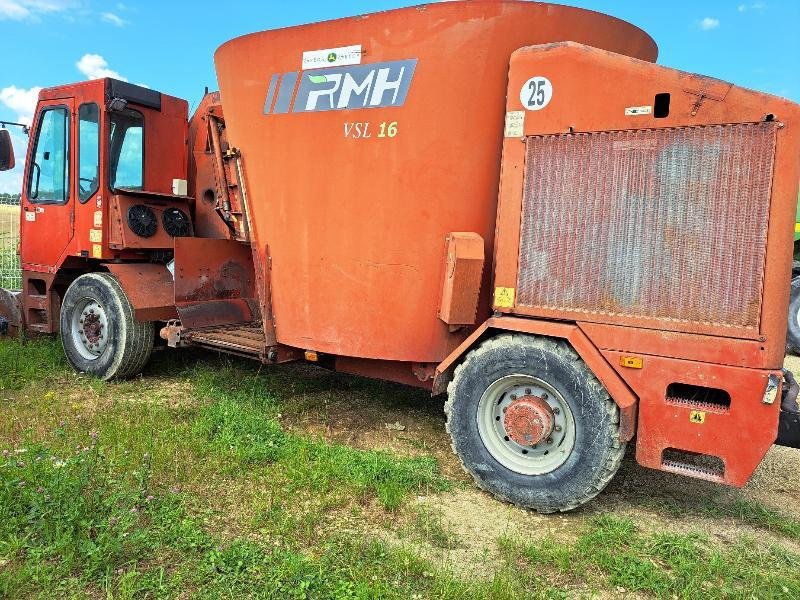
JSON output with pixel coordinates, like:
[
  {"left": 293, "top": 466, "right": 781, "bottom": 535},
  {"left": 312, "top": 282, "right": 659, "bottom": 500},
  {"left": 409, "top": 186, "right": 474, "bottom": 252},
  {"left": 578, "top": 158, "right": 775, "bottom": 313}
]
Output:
[
  {"left": 89, "top": 229, "right": 102, "bottom": 243},
  {"left": 92, "top": 244, "right": 102, "bottom": 258},
  {"left": 494, "top": 287, "right": 515, "bottom": 308},
  {"left": 620, "top": 356, "right": 643, "bottom": 369},
  {"left": 689, "top": 410, "right": 706, "bottom": 424}
]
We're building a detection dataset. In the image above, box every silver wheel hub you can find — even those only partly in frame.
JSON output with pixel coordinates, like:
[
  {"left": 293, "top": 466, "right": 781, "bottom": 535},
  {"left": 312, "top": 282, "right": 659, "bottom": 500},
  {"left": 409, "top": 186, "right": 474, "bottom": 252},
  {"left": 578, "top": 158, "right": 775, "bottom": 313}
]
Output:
[
  {"left": 477, "top": 374, "right": 576, "bottom": 475},
  {"left": 70, "top": 299, "right": 109, "bottom": 360}
]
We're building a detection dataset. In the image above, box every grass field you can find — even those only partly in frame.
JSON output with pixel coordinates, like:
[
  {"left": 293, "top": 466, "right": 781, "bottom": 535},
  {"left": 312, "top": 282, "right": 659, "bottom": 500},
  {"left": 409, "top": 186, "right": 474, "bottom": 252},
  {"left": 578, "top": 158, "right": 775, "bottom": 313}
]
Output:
[
  {"left": 0, "top": 203, "right": 20, "bottom": 289},
  {"left": 2, "top": 337, "right": 800, "bottom": 598}
]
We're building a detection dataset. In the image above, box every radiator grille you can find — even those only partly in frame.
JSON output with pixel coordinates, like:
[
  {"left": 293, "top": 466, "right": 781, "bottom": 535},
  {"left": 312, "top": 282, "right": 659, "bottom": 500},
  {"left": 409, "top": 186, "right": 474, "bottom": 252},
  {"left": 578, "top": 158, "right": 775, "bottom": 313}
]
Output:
[{"left": 517, "top": 123, "right": 777, "bottom": 333}]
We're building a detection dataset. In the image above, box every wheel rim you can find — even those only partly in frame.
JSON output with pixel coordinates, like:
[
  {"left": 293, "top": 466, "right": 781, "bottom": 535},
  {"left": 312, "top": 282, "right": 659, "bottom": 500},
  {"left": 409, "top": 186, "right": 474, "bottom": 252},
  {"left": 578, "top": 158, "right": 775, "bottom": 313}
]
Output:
[
  {"left": 476, "top": 374, "right": 576, "bottom": 475},
  {"left": 70, "top": 297, "right": 109, "bottom": 361}
]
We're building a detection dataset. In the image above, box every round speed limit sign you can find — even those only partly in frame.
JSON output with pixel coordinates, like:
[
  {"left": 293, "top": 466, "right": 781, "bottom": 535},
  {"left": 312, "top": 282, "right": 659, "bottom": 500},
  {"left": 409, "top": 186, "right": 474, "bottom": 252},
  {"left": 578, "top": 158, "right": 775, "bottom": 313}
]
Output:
[{"left": 520, "top": 76, "right": 553, "bottom": 111}]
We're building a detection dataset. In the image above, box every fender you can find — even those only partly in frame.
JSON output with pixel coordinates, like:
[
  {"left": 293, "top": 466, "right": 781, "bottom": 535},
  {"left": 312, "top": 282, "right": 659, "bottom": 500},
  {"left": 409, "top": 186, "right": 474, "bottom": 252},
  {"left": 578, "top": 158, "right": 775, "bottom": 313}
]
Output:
[
  {"left": 434, "top": 316, "right": 639, "bottom": 441},
  {"left": 104, "top": 263, "right": 177, "bottom": 322}
]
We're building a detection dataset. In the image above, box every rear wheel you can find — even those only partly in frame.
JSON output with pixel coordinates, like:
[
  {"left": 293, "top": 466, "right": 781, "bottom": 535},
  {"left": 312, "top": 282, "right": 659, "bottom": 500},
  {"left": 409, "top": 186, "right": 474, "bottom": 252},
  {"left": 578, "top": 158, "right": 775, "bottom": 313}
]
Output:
[
  {"left": 60, "top": 272, "right": 153, "bottom": 380},
  {"left": 445, "top": 334, "right": 625, "bottom": 513},
  {"left": 787, "top": 276, "right": 800, "bottom": 355}
]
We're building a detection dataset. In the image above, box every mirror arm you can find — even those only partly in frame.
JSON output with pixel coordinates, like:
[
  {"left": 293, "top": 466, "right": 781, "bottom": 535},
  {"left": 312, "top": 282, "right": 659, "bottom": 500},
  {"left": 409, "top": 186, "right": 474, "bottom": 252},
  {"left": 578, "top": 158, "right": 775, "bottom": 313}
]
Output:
[{"left": 0, "top": 121, "right": 30, "bottom": 135}]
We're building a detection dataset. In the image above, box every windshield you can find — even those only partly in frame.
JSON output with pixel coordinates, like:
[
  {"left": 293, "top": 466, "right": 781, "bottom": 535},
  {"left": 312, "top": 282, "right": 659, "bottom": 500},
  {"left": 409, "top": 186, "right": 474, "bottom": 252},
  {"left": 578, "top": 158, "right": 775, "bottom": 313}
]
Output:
[{"left": 109, "top": 108, "right": 144, "bottom": 190}]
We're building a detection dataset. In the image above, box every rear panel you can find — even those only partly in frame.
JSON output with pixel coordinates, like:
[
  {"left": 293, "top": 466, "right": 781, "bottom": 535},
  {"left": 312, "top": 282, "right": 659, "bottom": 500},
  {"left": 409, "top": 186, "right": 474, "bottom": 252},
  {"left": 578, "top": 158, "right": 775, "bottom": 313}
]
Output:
[{"left": 494, "top": 42, "right": 800, "bottom": 485}]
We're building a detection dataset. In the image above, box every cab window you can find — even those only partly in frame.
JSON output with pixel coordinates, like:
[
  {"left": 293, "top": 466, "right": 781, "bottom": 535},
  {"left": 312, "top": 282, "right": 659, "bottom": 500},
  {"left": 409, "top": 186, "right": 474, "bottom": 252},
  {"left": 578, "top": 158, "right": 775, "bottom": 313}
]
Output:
[
  {"left": 78, "top": 103, "right": 100, "bottom": 202},
  {"left": 28, "top": 107, "right": 70, "bottom": 203},
  {"left": 109, "top": 108, "right": 144, "bottom": 190}
]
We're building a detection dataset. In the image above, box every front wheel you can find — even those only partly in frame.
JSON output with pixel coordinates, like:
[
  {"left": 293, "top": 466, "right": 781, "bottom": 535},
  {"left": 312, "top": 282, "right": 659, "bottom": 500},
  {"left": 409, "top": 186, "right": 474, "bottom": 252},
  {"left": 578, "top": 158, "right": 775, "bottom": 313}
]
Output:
[
  {"left": 60, "top": 272, "right": 154, "bottom": 380},
  {"left": 445, "top": 334, "right": 625, "bottom": 513}
]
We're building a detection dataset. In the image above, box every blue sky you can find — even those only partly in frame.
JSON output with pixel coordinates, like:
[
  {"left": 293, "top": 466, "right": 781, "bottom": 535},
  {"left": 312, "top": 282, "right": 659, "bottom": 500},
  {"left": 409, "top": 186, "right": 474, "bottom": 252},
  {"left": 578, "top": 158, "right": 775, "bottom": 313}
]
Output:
[{"left": 1, "top": 0, "right": 798, "bottom": 193}]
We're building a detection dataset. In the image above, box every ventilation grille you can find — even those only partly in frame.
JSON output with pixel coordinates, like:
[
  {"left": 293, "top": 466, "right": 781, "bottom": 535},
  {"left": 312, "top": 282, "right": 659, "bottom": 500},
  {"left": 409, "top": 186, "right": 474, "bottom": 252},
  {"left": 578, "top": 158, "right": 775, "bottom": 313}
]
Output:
[{"left": 517, "top": 123, "right": 777, "bottom": 333}]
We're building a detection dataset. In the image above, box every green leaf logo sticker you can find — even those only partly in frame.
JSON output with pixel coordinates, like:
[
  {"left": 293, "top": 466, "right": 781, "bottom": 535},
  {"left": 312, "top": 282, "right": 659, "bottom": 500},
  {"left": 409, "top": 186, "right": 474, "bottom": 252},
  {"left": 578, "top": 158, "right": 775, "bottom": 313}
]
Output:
[
  {"left": 308, "top": 75, "right": 328, "bottom": 84},
  {"left": 327, "top": 52, "right": 337, "bottom": 63}
]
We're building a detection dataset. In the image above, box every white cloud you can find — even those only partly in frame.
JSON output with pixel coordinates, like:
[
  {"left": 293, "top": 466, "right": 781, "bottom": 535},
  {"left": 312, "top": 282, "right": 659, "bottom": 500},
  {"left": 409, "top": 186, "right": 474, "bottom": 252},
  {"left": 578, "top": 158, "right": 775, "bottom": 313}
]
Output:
[
  {"left": 76, "top": 53, "right": 127, "bottom": 81},
  {"left": 739, "top": 2, "right": 766, "bottom": 12},
  {"left": 0, "top": 85, "right": 41, "bottom": 124},
  {"left": 100, "top": 11, "right": 125, "bottom": 26},
  {"left": 699, "top": 17, "right": 720, "bottom": 30},
  {"left": 0, "top": 0, "right": 75, "bottom": 21}
]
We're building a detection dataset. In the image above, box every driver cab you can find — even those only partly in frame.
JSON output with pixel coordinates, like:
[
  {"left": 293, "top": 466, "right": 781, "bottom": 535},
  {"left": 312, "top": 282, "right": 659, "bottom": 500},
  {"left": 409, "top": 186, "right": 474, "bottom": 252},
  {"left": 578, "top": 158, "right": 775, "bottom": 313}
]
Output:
[{"left": 17, "top": 78, "right": 188, "bottom": 332}]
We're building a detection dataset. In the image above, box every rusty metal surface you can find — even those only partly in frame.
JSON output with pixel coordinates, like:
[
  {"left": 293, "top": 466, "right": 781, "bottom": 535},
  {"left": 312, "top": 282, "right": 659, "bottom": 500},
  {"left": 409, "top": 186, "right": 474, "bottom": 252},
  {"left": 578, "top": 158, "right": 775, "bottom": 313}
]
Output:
[
  {"left": 185, "top": 323, "right": 265, "bottom": 357},
  {"left": 104, "top": 263, "right": 177, "bottom": 321},
  {"left": 214, "top": 1, "right": 657, "bottom": 364},
  {"left": 504, "top": 395, "right": 555, "bottom": 446},
  {"left": 174, "top": 237, "right": 255, "bottom": 302},
  {"left": 516, "top": 123, "right": 777, "bottom": 338},
  {"left": 174, "top": 237, "right": 258, "bottom": 329}
]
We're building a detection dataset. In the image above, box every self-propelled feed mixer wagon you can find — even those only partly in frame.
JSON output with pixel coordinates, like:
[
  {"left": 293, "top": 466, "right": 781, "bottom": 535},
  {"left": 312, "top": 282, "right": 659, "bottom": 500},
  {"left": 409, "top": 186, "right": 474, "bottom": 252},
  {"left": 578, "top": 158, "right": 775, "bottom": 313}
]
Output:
[{"left": 2, "top": 1, "right": 800, "bottom": 513}]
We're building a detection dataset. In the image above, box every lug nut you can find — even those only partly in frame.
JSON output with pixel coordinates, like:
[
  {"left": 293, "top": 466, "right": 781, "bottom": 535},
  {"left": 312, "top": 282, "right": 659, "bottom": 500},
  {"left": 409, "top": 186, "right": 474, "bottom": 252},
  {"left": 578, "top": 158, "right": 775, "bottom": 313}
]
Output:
[
  {"left": 541, "top": 393, "right": 548, "bottom": 400},
  {"left": 552, "top": 407, "right": 560, "bottom": 415},
  {"left": 525, "top": 388, "right": 532, "bottom": 394},
  {"left": 546, "top": 437, "right": 553, "bottom": 444},
  {"left": 510, "top": 394, "right": 517, "bottom": 400},
  {"left": 555, "top": 425, "right": 562, "bottom": 432}
]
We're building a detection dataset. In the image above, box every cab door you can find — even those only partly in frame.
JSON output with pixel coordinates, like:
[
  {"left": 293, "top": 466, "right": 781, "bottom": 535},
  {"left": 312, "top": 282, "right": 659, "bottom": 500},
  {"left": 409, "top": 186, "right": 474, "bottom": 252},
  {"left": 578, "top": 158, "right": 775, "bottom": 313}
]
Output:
[{"left": 20, "top": 98, "right": 75, "bottom": 268}]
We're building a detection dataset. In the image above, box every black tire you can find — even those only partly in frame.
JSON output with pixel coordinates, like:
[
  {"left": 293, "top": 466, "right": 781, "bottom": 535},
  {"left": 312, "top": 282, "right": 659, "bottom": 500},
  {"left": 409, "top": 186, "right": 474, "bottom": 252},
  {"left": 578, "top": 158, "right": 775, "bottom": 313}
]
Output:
[
  {"left": 788, "top": 277, "right": 800, "bottom": 356},
  {"left": 445, "top": 334, "right": 625, "bottom": 513},
  {"left": 60, "top": 272, "right": 154, "bottom": 380}
]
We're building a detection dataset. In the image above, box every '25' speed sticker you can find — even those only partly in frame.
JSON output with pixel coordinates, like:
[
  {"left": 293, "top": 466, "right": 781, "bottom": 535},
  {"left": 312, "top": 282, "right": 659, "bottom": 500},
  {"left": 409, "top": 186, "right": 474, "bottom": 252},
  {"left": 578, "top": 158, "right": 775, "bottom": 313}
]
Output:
[{"left": 520, "top": 76, "right": 553, "bottom": 111}]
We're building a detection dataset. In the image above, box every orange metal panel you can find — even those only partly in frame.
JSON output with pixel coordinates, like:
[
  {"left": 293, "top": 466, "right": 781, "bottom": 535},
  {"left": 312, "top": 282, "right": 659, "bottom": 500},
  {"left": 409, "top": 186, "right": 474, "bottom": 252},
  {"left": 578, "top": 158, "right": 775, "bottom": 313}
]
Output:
[
  {"left": 438, "top": 233, "right": 484, "bottom": 326},
  {"left": 494, "top": 42, "right": 800, "bottom": 371},
  {"left": 604, "top": 350, "right": 781, "bottom": 486},
  {"left": 214, "top": 1, "right": 657, "bottom": 364},
  {"left": 104, "top": 263, "right": 177, "bottom": 321},
  {"left": 579, "top": 322, "right": 768, "bottom": 369}
]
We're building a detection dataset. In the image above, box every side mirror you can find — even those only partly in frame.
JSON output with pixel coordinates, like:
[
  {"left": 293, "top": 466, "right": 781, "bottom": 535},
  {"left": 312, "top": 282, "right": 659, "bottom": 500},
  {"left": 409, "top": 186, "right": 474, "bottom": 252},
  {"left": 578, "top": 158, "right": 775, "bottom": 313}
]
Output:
[{"left": 0, "top": 130, "right": 14, "bottom": 172}]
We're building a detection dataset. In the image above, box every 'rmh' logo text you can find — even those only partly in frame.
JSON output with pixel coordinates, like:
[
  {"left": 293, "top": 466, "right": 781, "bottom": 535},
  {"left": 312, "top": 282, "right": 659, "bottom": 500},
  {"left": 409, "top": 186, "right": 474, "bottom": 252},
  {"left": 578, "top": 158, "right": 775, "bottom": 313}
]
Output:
[{"left": 264, "top": 59, "right": 418, "bottom": 115}]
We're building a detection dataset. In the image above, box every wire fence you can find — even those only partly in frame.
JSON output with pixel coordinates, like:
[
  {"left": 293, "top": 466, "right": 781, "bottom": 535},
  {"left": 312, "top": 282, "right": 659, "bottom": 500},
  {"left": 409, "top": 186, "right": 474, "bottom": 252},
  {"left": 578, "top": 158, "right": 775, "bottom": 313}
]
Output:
[{"left": 0, "top": 192, "right": 21, "bottom": 290}]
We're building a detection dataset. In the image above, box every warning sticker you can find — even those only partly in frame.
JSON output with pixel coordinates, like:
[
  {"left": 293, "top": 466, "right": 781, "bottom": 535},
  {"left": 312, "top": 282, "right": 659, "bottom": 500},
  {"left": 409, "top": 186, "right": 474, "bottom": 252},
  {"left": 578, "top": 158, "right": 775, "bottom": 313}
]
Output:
[
  {"left": 494, "top": 287, "right": 516, "bottom": 308},
  {"left": 92, "top": 244, "right": 102, "bottom": 258},
  {"left": 93, "top": 210, "right": 102, "bottom": 228},
  {"left": 625, "top": 105, "right": 653, "bottom": 116},
  {"left": 689, "top": 410, "right": 706, "bottom": 424},
  {"left": 504, "top": 111, "right": 525, "bottom": 138},
  {"left": 89, "top": 229, "right": 102, "bottom": 243}
]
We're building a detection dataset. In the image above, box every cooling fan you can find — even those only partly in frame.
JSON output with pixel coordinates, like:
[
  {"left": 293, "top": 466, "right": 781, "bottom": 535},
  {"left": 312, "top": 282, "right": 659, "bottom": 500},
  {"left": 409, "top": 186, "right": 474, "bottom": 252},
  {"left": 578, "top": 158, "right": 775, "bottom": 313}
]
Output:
[
  {"left": 126, "top": 204, "right": 158, "bottom": 238},
  {"left": 162, "top": 207, "right": 192, "bottom": 237}
]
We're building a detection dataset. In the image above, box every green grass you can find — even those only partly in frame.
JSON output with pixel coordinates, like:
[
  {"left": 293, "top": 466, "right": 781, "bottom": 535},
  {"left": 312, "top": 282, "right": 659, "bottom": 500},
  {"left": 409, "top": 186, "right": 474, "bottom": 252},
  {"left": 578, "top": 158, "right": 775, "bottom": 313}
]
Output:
[
  {"left": 506, "top": 515, "right": 800, "bottom": 599},
  {"left": 3, "top": 336, "right": 800, "bottom": 598}
]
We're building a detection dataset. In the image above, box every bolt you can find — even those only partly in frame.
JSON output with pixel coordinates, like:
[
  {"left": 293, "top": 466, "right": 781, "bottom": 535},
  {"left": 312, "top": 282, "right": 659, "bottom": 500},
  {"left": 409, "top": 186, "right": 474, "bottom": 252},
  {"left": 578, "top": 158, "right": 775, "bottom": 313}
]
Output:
[
  {"left": 89, "top": 309, "right": 94, "bottom": 314},
  {"left": 525, "top": 388, "right": 532, "bottom": 395},
  {"left": 546, "top": 437, "right": 553, "bottom": 444},
  {"left": 554, "top": 425, "right": 562, "bottom": 432},
  {"left": 541, "top": 393, "right": 548, "bottom": 400},
  {"left": 502, "top": 407, "right": 508, "bottom": 414},
  {"left": 79, "top": 319, "right": 84, "bottom": 324},
  {"left": 552, "top": 407, "right": 560, "bottom": 415},
  {"left": 510, "top": 394, "right": 517, "bottom": 400}
]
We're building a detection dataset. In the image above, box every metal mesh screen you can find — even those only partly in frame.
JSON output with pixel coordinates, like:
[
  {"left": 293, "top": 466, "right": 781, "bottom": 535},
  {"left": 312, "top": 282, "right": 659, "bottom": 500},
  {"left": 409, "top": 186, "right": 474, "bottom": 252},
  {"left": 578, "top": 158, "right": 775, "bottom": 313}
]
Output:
[
  {"left": 0, "top": 193, "right": 21, "bottom": 290},
  {"left": 517, "top": 123, "right": 777, "bottom": 333}
]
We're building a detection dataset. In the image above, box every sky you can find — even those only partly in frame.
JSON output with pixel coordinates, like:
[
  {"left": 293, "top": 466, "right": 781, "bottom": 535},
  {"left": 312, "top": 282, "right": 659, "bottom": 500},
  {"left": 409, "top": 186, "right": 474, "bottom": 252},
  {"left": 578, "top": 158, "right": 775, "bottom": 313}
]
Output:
[{"left": 0, "top": 0, "right": 798, "bottom": 193}]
